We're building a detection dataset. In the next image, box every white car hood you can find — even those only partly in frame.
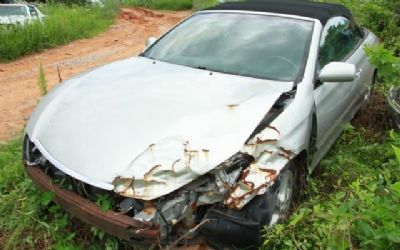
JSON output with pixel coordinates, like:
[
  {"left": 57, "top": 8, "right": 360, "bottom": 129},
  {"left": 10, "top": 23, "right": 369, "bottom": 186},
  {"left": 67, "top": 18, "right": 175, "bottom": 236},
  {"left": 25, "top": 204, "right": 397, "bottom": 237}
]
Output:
[
  {"left": 26, "top": 57, "right": 292, "bottom": 200},
  {"left": 0, "top": 15, "right": 28, "bottom": 25}
]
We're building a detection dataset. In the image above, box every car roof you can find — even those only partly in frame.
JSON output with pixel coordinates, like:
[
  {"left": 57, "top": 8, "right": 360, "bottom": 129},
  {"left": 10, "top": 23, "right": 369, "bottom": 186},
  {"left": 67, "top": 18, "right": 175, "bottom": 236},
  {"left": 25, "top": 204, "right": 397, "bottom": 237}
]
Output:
[{"left": 205, "top": 0, "right": 353, "bottom": 25}]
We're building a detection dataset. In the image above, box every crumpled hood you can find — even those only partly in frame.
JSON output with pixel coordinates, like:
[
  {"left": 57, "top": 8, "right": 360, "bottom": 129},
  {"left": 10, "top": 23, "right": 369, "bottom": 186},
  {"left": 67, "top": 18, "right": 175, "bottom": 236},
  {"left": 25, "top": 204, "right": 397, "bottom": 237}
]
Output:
[
  {"left": 0, "top": 16, "right": 28, "bottom": 25},
  {"left": 26, "top": 57, "right": 291, "bottom": 200}
]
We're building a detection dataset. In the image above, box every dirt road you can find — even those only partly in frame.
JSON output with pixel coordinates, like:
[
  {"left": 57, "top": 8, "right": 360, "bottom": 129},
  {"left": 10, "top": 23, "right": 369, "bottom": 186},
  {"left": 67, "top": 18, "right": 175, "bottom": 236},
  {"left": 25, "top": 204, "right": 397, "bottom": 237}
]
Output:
[{"left": 0, "top": 8, "right": 190, "bottom": 142}]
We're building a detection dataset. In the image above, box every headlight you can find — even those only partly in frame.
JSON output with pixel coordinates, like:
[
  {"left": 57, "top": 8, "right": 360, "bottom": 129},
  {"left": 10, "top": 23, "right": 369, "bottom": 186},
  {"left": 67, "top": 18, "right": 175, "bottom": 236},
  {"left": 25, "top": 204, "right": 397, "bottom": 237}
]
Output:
[{"left": 22, "top": 135, "right": 46, "bottom": 166}]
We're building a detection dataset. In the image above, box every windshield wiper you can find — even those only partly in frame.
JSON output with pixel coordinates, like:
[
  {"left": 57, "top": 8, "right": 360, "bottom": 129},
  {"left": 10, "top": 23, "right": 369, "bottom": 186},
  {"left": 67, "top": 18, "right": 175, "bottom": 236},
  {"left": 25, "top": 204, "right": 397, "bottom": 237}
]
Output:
[
  {"left": 196, "top": 66, "right": 209, "bottom": 70},
  {"left": 138, "top": 53, "right": 154, "bottom": 60}
]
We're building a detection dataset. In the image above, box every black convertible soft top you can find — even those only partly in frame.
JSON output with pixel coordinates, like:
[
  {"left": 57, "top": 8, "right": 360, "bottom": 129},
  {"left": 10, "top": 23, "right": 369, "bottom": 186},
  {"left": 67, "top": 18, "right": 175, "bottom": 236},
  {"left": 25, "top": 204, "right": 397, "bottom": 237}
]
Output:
[{"left": 205, "top": 0, "right": 354, "bottom": 25}]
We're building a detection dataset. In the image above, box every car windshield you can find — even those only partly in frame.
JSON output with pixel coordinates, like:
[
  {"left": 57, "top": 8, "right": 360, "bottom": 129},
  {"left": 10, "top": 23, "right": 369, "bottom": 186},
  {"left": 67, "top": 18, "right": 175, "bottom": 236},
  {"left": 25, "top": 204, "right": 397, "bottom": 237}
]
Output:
[
  {"left": 0, "top": 6, "right": 28, "bottom": 16},
  {"left": 144, "top": 13, "right": 314, "bottom": 81}
]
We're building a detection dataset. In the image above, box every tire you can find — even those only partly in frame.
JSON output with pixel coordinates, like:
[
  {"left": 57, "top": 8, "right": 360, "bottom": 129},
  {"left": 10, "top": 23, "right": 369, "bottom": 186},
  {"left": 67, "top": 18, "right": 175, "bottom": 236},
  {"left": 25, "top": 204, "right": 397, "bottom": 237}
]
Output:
[
  {"left": 265, "top": 159, "right": 306, "bottom": 226},
  {"left": 201, "top": 159, "right": 307, "bottom": 248}
]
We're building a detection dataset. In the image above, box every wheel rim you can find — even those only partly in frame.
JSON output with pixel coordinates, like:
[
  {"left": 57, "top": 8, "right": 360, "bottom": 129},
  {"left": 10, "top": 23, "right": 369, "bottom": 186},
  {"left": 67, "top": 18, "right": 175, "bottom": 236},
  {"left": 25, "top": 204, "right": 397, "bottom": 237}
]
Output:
[{"left": 269, "top": 169, "right": 294, "bottom": 225}]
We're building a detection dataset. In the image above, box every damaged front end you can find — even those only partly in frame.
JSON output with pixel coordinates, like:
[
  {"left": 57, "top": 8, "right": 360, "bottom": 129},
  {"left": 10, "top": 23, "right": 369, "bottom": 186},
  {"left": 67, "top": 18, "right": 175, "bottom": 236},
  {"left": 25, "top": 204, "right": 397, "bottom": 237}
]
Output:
[{"left": 24, "top": 90, "right": 308, "bottom": 248}]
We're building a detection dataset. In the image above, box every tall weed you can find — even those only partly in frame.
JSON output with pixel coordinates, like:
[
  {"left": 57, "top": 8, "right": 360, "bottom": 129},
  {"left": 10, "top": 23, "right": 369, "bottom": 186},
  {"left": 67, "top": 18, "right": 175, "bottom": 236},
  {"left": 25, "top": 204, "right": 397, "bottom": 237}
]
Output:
[{"left": 37, "top": 63, "right": 48, "bottom": 96}]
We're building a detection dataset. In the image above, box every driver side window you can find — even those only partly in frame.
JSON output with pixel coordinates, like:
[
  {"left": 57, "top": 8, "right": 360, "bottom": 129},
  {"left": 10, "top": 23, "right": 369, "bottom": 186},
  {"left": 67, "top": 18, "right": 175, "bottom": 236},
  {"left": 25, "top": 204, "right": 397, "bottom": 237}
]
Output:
[
  {"left": 318, "top": 16, "right": 363, "bottom": 68},
  {"left": 28, "top": 6, "right": 38, "bottom": 17}
]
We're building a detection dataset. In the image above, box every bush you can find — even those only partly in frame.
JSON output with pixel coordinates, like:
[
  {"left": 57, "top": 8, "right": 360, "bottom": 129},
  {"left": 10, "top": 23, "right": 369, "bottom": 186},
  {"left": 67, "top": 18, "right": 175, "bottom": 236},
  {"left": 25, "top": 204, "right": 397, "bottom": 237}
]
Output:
[
  {"left": 0, "top": 2, "right": 119, "bottom": 61},
  {"left": 365, "top": 44, "right": 400, "bottom": 86}
]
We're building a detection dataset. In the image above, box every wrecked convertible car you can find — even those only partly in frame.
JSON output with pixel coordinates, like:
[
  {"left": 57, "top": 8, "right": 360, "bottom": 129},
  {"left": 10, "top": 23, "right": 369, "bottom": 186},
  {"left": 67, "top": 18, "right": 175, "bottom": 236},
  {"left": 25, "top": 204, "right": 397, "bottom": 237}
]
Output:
[{"left": 23, "top": 0, "right": 379, "bottom": 248}]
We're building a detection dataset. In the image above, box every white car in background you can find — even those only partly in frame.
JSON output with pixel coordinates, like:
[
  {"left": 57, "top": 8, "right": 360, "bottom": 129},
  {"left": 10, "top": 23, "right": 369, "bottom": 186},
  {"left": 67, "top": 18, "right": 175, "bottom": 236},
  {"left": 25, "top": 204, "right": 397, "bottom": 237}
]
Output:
[
  {"left": 0, "top": 4, "right": 45, "bottom": 25},
  {"left": 87, "top": 0, "right": 104, "bottom": 7}
]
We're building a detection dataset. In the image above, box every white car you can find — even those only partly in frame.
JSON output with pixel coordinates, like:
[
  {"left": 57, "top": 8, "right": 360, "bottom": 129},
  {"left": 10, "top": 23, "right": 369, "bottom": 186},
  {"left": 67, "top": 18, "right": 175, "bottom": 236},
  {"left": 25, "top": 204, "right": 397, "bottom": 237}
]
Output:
[
  {"left": 23, "top": 0, "right": 378, "bottom": 248},
  {"left": 87, "top": 0, "right": 104, "bottom": 7},
  {"left": 0, "top": 4, "right": 45, "bottom": 25}
]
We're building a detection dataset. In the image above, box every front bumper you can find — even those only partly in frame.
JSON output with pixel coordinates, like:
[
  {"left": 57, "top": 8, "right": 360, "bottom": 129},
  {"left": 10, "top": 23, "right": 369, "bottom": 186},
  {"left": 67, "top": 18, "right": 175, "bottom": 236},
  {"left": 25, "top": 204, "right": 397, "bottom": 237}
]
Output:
[{"left": 25, "top": 165, "right": 160, "bottom": 242}]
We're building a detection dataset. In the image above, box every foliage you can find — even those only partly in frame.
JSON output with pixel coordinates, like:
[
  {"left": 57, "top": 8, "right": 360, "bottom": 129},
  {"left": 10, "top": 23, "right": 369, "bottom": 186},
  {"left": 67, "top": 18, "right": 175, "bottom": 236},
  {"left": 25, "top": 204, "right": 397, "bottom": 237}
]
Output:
[
  {"left": 263, "top": 127, "right": 400, "bottom": 250},
  {"left": 95, "top": 194, "right": 113, "bottom": 212},
  {"left": 0, "top": 1, "right": 119, "bottom": 62},
  {"left": 365, "top": 44, "right": 400, "bottom": 86}
]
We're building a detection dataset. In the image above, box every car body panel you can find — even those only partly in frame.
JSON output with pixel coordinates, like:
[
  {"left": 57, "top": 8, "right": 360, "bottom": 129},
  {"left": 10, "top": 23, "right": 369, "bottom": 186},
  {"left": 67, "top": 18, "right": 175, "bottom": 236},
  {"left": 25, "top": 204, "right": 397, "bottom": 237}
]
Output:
[
  {"left": 26, "top": 56, "right": 292, "bottom": 199},
  {"left": 311, "top": 30, "right": 378, "bottom": 170},
  {"left": 0, "top": 15, "right": 27, "bottom": 25}
]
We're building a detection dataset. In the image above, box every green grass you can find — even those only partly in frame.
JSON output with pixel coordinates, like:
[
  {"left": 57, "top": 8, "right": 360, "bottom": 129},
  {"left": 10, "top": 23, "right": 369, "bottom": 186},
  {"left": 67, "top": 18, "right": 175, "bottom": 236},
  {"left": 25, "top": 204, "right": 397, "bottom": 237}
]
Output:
[
  {"left": 122, "top": 0, "right": 193, "bottom": 10},
  {"left": 0, "top": 2, "right": 119, "bottom": 62},
  {"left": 121, "top": 0, "right": 222, "bottom": 10},
  {"left": 192, "top": 0, "right": 220, "bottom": 10}
]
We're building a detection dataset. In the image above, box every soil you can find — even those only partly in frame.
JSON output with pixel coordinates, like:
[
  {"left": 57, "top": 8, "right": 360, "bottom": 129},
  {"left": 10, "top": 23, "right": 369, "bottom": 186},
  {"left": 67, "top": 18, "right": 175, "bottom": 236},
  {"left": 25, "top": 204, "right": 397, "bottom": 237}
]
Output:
[
  {"left": 0, "top": 8, "right": 190, "bottom": 142},
  {"left": 352, "top": 90, "right": 391, "bottom": 138}
]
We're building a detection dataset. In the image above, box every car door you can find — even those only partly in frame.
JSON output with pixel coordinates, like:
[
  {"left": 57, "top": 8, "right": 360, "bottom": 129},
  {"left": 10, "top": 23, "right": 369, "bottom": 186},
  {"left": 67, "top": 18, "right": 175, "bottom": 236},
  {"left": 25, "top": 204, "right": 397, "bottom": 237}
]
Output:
[{"left": 312, "top": 16, "right": 365, "bottom": 166}]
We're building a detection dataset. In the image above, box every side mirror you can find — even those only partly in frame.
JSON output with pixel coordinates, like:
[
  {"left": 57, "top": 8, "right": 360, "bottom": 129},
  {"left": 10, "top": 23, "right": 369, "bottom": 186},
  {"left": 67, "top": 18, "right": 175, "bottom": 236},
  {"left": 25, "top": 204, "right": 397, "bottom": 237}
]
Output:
[
  {"left": 146, "top": 37, "right": 157, "bottom": 48},
  {"left": 319, "top": 62, "right": 356, "bottom": 82}
]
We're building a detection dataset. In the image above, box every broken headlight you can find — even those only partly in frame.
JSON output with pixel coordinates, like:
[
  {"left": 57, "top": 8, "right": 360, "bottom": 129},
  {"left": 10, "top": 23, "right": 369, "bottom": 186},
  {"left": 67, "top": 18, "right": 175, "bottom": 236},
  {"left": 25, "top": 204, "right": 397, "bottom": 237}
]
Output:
[{"left": 23, "top": 135, "right": 46, "bottom": 166}]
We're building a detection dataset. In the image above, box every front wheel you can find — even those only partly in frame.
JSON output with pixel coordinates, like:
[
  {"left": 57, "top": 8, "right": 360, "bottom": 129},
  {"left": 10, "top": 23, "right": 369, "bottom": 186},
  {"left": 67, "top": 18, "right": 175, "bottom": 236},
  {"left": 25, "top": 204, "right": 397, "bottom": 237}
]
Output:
[
  {"left": 264, "top": 160, "right": 306, "bottom": 226},
  {"left": 200, "top": 159, "right": 307, "bottom": 248},
  {"left": 269, "top": 166, "right": 294, "bottom": 225}
]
